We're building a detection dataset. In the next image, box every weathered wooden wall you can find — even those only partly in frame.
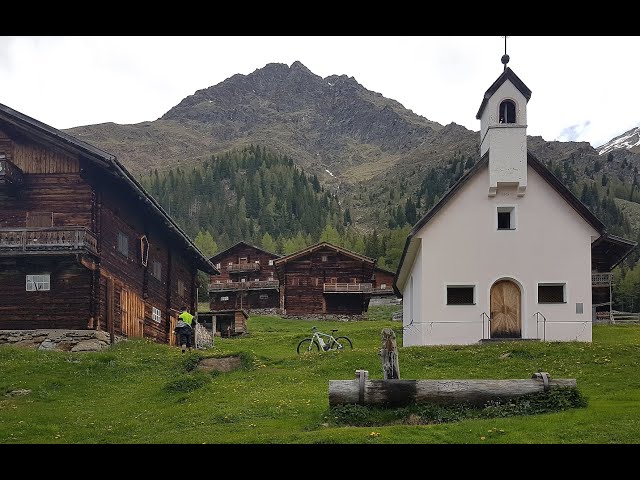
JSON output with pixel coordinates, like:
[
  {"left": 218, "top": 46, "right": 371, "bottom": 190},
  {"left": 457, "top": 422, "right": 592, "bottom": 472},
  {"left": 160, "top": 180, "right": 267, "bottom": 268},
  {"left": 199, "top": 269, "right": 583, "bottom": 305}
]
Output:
[
  {"left": 0, "top": 132, "right": 92, "bottom": 229},
  {"left": 0, "top": 132, "right": 94, "bottom": 328},
  {"left": 97, "top": 182, "right": 197, "bottom": 344},
  {"left": 372, "top": 268, "right": 395, "bottom": 291},
  {"left": 0, "top": 257, "right": 92, "bottom": 329},
  {"left": 278, "top": 246, "right": 374, "bottom": 315}
]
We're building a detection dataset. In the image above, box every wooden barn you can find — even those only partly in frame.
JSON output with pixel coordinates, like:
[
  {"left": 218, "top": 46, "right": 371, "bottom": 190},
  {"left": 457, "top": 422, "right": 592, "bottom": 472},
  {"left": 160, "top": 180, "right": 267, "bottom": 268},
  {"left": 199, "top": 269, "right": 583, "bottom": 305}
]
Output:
[
  {"left": 273, "top": 242, "right": 375, "bottom": 316},
  {"left": 208, "top": 241, "right": 280, "bottom": 313},
  {"left": 0, "top": 102, "right": 219, "bottom": 347}
]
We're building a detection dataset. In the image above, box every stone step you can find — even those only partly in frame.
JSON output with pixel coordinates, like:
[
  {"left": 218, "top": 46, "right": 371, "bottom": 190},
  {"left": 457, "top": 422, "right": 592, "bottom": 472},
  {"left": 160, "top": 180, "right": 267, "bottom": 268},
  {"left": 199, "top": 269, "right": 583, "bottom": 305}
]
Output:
[{"left": 479, "top": 338, "right": 541, "bottom": 343}]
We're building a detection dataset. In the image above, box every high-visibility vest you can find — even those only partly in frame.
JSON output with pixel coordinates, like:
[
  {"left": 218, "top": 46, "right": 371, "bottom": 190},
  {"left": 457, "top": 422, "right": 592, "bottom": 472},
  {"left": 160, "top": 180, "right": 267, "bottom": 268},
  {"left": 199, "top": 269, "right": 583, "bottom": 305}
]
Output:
[{"left": 179, "top": 310, "right": 194, "bottom": 326}]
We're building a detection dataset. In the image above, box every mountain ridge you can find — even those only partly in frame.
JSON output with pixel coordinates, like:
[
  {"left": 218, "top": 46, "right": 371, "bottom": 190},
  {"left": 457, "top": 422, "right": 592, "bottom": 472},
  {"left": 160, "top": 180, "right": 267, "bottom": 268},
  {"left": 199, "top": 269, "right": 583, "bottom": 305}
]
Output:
[{"left": 63, "top": 60, "right": 640, "bottom": 230}]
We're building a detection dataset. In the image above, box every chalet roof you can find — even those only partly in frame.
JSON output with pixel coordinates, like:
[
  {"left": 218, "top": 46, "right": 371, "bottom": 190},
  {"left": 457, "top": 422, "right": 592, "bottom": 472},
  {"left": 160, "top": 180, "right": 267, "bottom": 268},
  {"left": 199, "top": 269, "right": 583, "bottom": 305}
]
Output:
[
  {"left": 0, "top": 102, "right": 219, "bottom": 275},
  {"left": 393, "top": 150, "right": 637, "bottom": 296},
  {"left": 208, "top": 241, "right": 281, "bottom": 262},
  {"left": 374, "top": 265, "right": 396, "bottom": 276},
  {"left": 591, "top": 233, "right": 637, "bottom": 272},
  {"left": 273, "top": 241, "right": 375, "bottom": 266},
  {"left": 476, "top": 67, "right": 532, "bottom": 120}
]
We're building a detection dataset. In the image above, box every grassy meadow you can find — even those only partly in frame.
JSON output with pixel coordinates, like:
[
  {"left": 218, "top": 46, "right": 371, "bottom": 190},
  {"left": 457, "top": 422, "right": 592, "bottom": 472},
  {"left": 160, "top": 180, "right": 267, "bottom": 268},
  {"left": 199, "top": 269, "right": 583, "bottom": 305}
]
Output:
[{"left": 1, "top": 305, "right": 639, "bottom": 444}]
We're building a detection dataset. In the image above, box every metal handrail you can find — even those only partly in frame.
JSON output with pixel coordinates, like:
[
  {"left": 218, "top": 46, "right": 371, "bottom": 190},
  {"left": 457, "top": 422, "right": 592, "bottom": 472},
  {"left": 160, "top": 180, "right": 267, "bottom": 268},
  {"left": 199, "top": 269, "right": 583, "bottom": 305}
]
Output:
[
  {"left": 534, "top": 311, "right": 547, "bottom": 341},
  {"left": 481, "top": 312, "right": 491, "bottom": 340}
]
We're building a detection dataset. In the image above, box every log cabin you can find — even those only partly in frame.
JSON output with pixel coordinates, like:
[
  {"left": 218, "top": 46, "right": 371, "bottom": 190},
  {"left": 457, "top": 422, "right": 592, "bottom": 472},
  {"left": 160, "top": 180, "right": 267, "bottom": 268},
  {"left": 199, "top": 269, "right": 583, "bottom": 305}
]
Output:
[
  {"left": 371, "top": 266, "right": 397, "bottom": 297},
  {"left": 208, "top": 241, "right": 280, "bottom": 314},
  {"left": 0, "top": 102, "right": 220, "bottom": 348},
  {"left": 273, "top": 242, "right": 375, "bottom": 316}
]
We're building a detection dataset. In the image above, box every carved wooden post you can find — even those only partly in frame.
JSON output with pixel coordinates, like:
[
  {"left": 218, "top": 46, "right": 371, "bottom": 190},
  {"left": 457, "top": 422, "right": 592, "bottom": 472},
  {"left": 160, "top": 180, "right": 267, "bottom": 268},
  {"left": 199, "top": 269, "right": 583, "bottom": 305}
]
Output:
[{"left": 378, "top": 328, "right": 400, "bottom": 379}]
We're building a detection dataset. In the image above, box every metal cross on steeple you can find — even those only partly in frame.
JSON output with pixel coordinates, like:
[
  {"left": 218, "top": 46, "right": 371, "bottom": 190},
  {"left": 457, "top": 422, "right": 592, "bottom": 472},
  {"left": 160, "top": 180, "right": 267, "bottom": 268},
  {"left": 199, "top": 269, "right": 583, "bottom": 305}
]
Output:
[{"left": 501, "top": 36, "right": 510, "bottom": 71}]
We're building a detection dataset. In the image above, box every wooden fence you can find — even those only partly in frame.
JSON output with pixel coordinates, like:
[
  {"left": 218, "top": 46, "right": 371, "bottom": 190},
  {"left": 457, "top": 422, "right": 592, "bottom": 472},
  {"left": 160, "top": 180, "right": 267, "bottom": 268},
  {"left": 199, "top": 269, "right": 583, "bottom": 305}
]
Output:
[{"left": 610, "top": 310, "right": 640, "bottom": 324}]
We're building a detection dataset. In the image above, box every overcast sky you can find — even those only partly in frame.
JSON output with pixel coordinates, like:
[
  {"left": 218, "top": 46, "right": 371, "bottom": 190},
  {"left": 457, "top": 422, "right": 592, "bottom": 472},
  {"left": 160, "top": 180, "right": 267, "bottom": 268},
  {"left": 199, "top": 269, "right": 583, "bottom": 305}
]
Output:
[{"left": 0, "top": 36, "right": 636, "bottom": 149}]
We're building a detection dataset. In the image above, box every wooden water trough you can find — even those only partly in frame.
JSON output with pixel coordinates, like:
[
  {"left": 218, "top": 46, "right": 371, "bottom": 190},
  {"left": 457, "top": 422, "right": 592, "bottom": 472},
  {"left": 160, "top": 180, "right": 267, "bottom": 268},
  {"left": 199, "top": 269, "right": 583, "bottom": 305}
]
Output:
[{"left": 329, "top": 370, "right": 576, "bottom": 407}]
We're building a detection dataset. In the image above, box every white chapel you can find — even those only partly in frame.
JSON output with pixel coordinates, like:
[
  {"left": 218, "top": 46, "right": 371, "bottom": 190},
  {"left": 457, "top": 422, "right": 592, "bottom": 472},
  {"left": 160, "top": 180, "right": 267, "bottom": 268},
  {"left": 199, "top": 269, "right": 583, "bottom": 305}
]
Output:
[{"left": 393, "top": 52, "right": 636, "bottom": 346}]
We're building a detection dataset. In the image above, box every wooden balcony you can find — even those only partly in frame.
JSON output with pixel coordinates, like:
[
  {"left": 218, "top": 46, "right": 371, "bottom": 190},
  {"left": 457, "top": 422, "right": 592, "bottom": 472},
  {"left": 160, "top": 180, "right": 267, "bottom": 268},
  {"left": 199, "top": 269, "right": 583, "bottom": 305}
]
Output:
[
  {"left": 0, "top": 158, "right": 24, "bottom": 188},
  {"left": 0, "top": 227, "right": 98, "bottom": 256},
  {"left": 226, "top": 263, "right": 261, "bottom": 272},
  {"left": 372, "top": 286, "right": 396, "bottom": 296},
  {"left": 592, "top": 272, "right": 613, "bottom": 287},
  {"left": 324, "top": 283, "right": 373, "bottom": 294},
  {"left": 209, "top": 279, "right": 279, "bottom": 292}
]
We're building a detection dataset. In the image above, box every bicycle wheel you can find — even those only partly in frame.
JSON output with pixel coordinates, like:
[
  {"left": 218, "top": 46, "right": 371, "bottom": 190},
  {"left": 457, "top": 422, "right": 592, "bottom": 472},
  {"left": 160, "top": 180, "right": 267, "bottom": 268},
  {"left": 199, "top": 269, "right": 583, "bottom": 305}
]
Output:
[
  {"left": 330, "top": 336, "right": 353, "bottom": 350},
  {"left": 297, "top": 338, "right": 320, "bottom": 354}
]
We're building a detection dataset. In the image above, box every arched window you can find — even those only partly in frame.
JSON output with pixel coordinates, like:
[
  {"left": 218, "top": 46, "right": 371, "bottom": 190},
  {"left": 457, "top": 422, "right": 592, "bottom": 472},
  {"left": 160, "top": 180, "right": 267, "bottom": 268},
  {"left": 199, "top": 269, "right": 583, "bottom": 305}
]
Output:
[{"left": 498, "top": 100, "right": 516, "bottom": 124}]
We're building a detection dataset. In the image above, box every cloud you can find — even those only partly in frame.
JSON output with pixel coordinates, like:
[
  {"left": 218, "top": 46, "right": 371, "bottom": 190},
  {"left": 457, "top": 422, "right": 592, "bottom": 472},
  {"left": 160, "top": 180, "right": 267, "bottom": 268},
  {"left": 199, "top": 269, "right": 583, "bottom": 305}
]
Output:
[{"left": 558, "top": 121, "right": 591, "bottom": 142}]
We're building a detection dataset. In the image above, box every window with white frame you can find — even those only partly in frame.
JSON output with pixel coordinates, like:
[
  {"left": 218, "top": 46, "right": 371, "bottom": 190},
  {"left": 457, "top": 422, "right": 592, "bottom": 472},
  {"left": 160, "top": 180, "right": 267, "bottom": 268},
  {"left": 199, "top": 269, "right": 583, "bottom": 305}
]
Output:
[
  {"left": 538, "top": 283, "right": 566, "bottom": 303},
  {"left": 221, "top": 296, "right": 229, "bottom": 301},
  {"left": 321, "top": 255, "right": 328, "bottom": 262},
  {"left": 497, "top": 206, "right": 515, "bottom": 230},
  {"left": 215, "top": 263, "right": 221, "bottom": 269},
  {"left": 446, "top": 285, "right": 475, "bottom": 305},
  {"left": 380, "top": 283, "right": 387, "bottom": 289},
  {"left": 268, "top": 260, "right": 274, "bottom": 266},
  {"left": 177, "top": 279, "right": 186, "bottom": 297},
  {"left": 26, "top": 274, "right": 50, "bottom": 291},
  {"left": 152, "top": 307, "right": 161, "bottom": 322}
]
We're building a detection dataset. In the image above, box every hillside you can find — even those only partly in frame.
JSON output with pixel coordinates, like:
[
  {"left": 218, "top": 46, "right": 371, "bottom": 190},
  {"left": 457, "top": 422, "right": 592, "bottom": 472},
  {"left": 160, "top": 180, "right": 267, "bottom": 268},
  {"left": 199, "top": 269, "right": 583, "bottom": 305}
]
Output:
[
  {"left": 1, "top": 313, "right": 639, "bottom": 444},
  {"left": 64, "top": 61, "right": 640, "bottom": 233}
]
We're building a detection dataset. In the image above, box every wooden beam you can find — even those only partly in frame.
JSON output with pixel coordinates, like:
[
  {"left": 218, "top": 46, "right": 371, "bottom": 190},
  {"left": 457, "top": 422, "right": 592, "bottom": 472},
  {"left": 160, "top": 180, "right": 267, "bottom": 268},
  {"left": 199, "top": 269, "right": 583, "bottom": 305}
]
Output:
[{"left": 329, "top": 377, "right": 577, "bottom": 407}]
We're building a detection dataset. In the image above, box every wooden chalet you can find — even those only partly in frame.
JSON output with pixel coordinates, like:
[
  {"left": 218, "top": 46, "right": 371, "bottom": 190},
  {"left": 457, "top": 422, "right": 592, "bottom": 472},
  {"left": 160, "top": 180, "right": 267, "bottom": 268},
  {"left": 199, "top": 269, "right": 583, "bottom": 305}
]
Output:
[
  {"left": 208, "top": 241, "right": 280, "bottom": 313},
  {"left": 0, "top": 102, "right": 219, "bottom": 346},
  {"left": 273, "top": 242, "right": 375, "bottom": 316},
  {"left": 371, "top": 266, "right": 397, "bottom": 297}
]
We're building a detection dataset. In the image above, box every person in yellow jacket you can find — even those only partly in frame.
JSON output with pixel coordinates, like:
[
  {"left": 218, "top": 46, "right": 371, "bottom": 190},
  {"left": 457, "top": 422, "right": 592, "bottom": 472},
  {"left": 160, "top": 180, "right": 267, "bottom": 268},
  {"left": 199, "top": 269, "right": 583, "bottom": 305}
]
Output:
[{"left": 175, "top": 305, "right": 195, "bottom": 353}]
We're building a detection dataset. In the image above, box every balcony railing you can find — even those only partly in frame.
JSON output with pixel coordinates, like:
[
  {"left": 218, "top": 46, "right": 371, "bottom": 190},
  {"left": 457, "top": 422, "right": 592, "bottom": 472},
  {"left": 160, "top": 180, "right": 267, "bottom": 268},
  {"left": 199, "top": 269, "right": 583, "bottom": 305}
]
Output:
[
  {"left": 372, "top": 286, "right": 396, "bottom": 295},
  {"left": 209, "top": 279, "right": 279, "bottom": 292},
  {"left": 0, "top": 158, "right": 24, "bottom": 188},
  {"left": 226, "top": 263, "right": 261, "bottom": 272},
  {"left": 0, "top": 227, "right": 98, "bottom": 256},
  {"left": 592, "top": 272, "right": 613, "bottom": 287},
  {"left": 324, "top": 283, "right": 373, "bottom": 294}
]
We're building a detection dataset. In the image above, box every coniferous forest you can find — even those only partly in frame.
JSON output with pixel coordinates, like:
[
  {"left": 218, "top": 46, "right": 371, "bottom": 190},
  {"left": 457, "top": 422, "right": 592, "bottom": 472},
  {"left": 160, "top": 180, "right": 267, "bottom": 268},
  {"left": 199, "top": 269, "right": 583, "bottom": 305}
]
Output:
[{"left": 139, "top": 144, "right": 640, "bottom": 311}]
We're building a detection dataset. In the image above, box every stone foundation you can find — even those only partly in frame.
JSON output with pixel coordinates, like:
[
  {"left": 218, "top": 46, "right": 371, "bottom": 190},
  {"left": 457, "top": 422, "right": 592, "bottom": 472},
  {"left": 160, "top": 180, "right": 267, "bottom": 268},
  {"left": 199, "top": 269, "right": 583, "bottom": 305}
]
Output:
[
  {"left": 0, "top": 329, "right": 125, "bottom": 352},
  {"left": 281, "top": 313, "right": 367, "bottom": 322},
  {"left": 247, "top": 308, "right": 280, "bottom": 316}
]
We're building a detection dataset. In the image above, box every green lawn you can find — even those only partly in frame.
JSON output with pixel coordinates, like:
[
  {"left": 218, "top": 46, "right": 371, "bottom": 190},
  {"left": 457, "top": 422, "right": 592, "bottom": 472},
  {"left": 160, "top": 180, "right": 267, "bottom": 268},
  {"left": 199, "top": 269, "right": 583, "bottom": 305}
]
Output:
[{"left": 1, "top": 308, "right": 639, "bottom": 444}]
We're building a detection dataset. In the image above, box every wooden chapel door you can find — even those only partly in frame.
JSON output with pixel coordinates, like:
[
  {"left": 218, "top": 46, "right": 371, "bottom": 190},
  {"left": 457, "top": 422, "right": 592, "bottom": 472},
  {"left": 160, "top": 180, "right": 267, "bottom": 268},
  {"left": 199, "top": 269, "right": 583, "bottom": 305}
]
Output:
[{"left": 490, "top": 280, "right": 521, "bottom": 338}]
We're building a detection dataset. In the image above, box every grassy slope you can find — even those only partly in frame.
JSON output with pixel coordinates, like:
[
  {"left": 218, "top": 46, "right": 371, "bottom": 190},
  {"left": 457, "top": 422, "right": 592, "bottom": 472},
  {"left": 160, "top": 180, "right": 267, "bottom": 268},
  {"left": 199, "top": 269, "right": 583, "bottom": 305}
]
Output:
[{"left": 1, "top": 307, "right": 639, "bottom": 444}]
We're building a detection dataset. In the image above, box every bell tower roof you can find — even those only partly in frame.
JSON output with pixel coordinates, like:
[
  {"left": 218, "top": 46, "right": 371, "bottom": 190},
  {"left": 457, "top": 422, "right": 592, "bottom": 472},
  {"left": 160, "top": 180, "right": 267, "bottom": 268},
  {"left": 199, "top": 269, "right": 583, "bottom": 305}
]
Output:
[{"left": 476, "top": 67, "right": 532, "bottom": 120}]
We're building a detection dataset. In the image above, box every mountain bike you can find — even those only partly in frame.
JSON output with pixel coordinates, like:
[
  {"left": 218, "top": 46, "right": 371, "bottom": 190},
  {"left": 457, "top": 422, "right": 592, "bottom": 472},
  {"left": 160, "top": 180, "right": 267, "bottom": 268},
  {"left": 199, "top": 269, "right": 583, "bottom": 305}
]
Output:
[{"left": 297, "top": 326, "right": 353, "bottom": 353}]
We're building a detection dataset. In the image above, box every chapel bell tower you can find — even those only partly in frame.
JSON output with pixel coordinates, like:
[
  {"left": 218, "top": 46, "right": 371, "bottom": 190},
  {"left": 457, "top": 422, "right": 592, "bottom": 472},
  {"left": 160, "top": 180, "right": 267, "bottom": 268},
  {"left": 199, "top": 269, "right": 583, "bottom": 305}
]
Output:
[{"left": 476, "top": 40, "right": 532, "bottom": 197}]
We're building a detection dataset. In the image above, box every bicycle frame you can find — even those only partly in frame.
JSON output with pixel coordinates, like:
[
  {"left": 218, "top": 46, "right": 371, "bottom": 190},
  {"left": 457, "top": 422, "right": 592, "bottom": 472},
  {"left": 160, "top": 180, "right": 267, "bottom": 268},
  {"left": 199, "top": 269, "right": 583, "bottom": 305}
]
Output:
[{"left": 312, "top": 331, "right": 340, "bottom": 349}]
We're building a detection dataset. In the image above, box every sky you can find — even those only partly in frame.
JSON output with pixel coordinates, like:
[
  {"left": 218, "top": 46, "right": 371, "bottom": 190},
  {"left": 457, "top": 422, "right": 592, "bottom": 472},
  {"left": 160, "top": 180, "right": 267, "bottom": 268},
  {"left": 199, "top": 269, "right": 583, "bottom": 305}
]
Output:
[{"left": 0, "top": 36, "right": 637, "bottom": 149}]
